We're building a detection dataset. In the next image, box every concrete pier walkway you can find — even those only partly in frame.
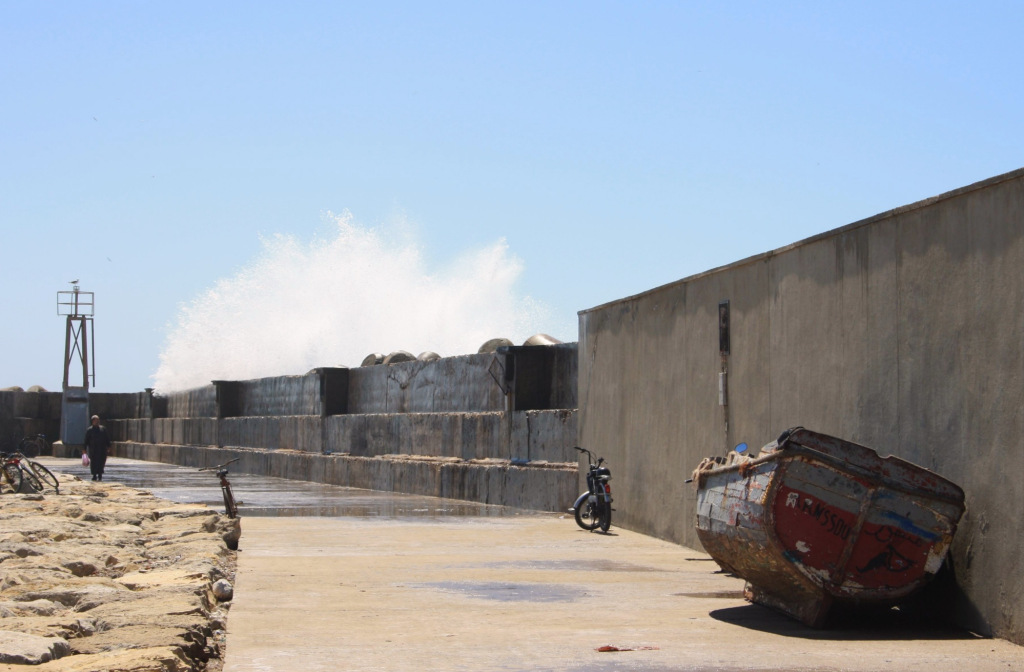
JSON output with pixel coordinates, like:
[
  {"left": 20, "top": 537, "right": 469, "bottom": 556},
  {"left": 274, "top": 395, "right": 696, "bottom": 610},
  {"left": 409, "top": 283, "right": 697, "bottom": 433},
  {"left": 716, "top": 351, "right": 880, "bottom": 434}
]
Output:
[{"left": 222, "top": 515, "right": 1024, "bottom": 672}]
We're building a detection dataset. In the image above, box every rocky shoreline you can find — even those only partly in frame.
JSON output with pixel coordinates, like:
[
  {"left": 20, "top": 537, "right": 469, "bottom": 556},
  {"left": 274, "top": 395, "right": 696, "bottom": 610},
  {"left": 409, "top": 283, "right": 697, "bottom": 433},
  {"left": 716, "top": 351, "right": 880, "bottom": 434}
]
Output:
[{"left": 0, "top": 469, "right": 238, "bottom": 671}]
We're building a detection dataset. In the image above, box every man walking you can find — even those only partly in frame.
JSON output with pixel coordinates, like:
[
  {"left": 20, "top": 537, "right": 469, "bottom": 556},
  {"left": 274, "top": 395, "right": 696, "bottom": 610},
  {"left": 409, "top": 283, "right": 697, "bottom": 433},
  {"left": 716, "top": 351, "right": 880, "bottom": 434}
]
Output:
[{"left": 83, "top": 415, "right": 111, "bottom": 481}]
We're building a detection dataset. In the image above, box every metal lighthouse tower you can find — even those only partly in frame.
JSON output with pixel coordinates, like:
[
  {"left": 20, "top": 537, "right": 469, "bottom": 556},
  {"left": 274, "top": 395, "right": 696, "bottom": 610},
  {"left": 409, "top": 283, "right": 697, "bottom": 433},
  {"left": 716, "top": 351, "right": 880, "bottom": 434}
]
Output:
[{"left": 57, "top": 282, "right": 95, "bottom": 448}]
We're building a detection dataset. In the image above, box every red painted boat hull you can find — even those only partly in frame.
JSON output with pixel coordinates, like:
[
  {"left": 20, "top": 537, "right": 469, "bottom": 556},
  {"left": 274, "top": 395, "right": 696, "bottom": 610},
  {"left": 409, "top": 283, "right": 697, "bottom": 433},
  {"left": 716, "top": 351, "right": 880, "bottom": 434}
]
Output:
[{"left": 694, "top": 428, "right": 965, "bottom": 627}]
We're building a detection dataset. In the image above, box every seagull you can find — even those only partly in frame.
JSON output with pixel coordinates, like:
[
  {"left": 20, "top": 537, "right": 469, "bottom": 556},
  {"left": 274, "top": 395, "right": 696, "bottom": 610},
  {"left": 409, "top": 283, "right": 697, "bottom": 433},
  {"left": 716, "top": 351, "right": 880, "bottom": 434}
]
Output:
[{"left": 69, "top": 279, "right": 79, "bottom": 284}]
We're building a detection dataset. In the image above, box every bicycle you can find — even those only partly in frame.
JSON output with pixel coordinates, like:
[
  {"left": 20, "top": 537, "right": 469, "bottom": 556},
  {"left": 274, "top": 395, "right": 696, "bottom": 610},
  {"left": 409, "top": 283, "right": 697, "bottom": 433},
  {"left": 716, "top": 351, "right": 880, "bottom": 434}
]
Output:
[
  {"left": 19, "top": 452, "right": 59, "bottom": 493},
  {"left": 199, "top": 458, "right": 240, "bottom": 518},
  {"left": 0, "top": 452, "right": 56, "bottom": 493},
  {"left": 17, "top": 434, "right": 49, "bottom": 459},
  {"left": 1, "top": 454, "right": 23, "bottom": 493}
]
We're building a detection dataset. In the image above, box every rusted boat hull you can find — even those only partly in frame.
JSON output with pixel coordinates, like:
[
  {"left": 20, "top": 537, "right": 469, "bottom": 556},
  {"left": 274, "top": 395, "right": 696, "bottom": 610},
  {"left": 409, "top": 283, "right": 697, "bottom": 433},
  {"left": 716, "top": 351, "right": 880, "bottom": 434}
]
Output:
[{"left": 694, "top": 428, "right": 965, "bottom": 627}]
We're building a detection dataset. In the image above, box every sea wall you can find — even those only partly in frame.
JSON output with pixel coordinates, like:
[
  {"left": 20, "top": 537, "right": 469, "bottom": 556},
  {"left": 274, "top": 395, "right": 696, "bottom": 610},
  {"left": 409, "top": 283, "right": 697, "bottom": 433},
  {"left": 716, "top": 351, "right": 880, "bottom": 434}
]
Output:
[
  {"left": 0, "top": 390, "right": 62, "bottom": 451},
  {"left": 0, "top": 345, "right": 580, "bottom": 513},
  {"left": 110, "top": 409, "right": 576, "bottom": 464},
  {"left": 113, "top": 442, "right": 576, "bottom": 512},
  {"left": 577, "top": 167, "right": 1024, "bottom": 643}
]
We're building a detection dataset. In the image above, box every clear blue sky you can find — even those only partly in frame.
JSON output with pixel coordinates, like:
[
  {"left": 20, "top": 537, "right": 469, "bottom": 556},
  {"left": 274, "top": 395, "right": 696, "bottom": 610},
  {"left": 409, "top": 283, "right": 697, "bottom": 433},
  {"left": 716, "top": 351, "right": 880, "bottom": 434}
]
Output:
[{"left": 2, "top": 2, "right": 1021, "bottom": 392}]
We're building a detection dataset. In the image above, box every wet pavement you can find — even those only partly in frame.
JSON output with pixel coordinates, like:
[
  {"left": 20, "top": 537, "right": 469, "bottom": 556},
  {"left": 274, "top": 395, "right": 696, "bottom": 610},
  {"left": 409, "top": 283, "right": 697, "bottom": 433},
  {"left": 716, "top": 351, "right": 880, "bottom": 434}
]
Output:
[{"left": 37, "top": 455, "right": 530, "bottom": 518}]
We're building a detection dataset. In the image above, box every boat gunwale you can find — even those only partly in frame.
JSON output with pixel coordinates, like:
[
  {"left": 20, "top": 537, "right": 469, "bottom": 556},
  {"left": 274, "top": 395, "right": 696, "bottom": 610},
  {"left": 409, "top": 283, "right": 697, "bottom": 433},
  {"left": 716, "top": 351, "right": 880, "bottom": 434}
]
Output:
[{"left": 695, "top": 443, "right": 966, "bottom": 511}]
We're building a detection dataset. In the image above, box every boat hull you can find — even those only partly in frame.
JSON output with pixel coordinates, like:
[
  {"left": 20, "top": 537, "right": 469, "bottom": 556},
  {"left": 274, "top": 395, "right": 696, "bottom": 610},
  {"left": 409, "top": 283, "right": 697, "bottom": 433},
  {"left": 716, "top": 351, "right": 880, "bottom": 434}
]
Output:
[{"left": 694, "top": 429, "right": 965, "bottom": 627}]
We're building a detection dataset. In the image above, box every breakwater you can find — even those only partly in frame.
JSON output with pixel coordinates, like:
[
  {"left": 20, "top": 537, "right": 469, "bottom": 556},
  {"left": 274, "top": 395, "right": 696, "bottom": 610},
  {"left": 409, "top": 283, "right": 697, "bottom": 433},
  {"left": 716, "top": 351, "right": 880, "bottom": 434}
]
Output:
[{"left": 1, "top": 345, "right": 580, "bottom": 514}]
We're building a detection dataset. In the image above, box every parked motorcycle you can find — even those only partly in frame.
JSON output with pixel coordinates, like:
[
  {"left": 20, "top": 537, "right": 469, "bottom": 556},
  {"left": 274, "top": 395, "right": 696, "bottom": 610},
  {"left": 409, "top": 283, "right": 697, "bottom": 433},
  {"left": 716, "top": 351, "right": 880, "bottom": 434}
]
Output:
[{"left": 570, "top": 446, "right": 613, "bottom": 532}]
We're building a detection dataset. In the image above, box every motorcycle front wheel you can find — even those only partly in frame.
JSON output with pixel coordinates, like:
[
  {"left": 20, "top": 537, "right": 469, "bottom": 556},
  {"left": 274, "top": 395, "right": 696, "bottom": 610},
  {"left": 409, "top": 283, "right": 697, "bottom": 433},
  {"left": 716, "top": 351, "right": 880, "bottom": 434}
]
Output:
[{"left": 573, "top": 493, "right": 602, "bottom": 530}]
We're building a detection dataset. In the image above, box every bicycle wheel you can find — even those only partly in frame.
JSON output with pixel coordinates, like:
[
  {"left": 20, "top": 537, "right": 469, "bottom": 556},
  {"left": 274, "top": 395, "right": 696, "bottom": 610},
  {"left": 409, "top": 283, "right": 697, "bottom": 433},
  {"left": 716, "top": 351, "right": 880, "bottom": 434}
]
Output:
[
  {"left": 18, "top": 438, "right": 39, "bottom": 458},
  {"left": 20, "top": 464, "right": 43, "bottom": 492},
  {"left": 221, "top": 484, "right": 238, "bottom": 518},
  {"left": 1, "top": 462, "right": 22, "bottom": 493},
  {"left": 28, "top": 461, "right": 59, "bottom": 493}
]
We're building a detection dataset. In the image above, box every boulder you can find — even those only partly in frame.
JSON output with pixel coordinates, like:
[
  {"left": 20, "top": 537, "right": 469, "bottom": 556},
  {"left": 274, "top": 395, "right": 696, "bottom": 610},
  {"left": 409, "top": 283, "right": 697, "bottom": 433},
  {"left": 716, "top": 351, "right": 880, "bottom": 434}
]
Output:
[
  {"left": 0, "top": 630, "right": 71, "bottom": 664},
  {"left": 212, "top": 579, "right": 234, "bottom": 601}
]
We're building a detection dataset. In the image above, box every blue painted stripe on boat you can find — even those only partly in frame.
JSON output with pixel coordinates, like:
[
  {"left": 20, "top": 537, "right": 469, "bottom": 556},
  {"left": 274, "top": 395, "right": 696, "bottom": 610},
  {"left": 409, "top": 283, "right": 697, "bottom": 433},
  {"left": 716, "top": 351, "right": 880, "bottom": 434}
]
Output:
[{"left": 879, "top": 510, "right": 940, "bottom": 541}]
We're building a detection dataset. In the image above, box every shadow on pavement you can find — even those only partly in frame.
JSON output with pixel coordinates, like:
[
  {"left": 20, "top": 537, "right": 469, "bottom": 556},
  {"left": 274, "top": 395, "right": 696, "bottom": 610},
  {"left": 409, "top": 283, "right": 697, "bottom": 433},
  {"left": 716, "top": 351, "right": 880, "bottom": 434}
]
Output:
[{"left": 710, "top": 602, "right": 983, "bottom": 641}]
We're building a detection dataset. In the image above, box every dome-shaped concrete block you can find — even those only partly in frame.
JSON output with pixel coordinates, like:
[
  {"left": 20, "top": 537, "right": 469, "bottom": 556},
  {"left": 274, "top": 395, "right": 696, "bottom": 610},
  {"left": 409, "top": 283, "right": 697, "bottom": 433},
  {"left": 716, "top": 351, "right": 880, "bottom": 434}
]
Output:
[
  {"left": 478, "top": 338, "right": 514, "bottom": 353},
  {"left": 361, "top": 353, "right": 385, "bottom": 367},
  {"left": 523, "top": 333, "right": 563, "bottom": 347},
  {"left": 382, "top": 351, "right": 416, "bottom": 365}
]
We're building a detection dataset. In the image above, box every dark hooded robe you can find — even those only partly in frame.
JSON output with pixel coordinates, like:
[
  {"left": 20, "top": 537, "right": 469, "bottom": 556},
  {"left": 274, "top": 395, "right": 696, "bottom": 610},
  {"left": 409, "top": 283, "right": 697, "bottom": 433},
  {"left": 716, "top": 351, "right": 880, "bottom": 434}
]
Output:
[{"left": 84, "top": 423, "right": 111, "bottom": 478}]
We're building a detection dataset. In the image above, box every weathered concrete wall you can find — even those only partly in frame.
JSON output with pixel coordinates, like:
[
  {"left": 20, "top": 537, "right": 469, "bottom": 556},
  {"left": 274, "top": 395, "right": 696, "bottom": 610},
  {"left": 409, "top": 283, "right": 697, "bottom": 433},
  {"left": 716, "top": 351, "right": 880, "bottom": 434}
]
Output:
[
  {"left": 0, "top": 390, "right": 61, "bottom": 450},
  {"left": 510, "top": 409, "right": 578, "bottom": 463},
  {"left": 90, "top": 392, "right": 149, "bottom": 421},
  {"left": 113, "top": 442, "right": 578, "bottom": 513},
  {"left": 0, "top": 390, "right": 150, "bottom": 450},
  {"left": 347, "top": 354, "right": 507, "bottom": 414},
  {"left": 227, "top": 375, "right": 321, "bottom": 417},
  {"left": 507, "top": 344, "right": 579, "bottom": 412},
  {"left": 108, "top": 408, "right": 577, "bottom": 463},
  {"left": 325, "top": 412, "right": 506, "bottom": 459},
  {"left": 163, "top": 385, "right": 217, "bottom": 419},
  {"left": 577, "top": 167, "right": 1024, "bottom": 642},
  {"left": 146, "top": 350, "right": 573, "bottom": 420},
  {"left": 97, "top": 347, "right": 579, "bottom": 514},
  {"left": 0, "top": 390, "right": 62, "bottom": 419},
  {"left": 218, "top": 415, "right": 323, "bottom": 451}
]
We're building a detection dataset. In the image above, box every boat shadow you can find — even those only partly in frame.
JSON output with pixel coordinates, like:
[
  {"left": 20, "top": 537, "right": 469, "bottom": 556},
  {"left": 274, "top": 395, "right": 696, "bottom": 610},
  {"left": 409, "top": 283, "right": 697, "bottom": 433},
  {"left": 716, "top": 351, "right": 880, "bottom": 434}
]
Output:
[{"left": 709, "top": 602, "right": 982, "bottom": 641}]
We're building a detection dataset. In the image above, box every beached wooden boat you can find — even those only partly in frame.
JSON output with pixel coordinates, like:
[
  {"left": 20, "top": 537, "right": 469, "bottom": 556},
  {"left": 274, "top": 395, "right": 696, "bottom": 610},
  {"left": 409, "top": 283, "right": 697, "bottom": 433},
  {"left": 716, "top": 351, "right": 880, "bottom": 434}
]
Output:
[{"left": 692, "top": 427, "right": 965, "bottom": 627}]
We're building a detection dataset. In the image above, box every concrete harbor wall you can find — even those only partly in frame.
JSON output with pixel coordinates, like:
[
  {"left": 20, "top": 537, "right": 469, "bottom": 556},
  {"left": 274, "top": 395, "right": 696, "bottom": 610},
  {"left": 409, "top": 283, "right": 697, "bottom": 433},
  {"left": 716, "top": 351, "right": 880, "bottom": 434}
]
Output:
[
  {"left": 0, "top": 389, "right": 61, "bottom": 450},
  {"left": 110, "top": 409, "right": 576, "bottom": 464},
  {"left": 112, "top": 442, "right": 577, "bottom": 513},
  {"left": 577, "top": 167, "right": 1024, "bottom": 643},
  {"left": 0, "top": 345, "right": 580, "bottom": 513}
]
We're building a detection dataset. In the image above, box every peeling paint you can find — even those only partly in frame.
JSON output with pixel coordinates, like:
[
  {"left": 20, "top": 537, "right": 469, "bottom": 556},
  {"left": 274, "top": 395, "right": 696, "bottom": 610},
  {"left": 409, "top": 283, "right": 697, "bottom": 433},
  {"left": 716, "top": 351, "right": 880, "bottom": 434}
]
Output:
[{"left": 693, "top": 428, "right": 965, "bottom": 627}]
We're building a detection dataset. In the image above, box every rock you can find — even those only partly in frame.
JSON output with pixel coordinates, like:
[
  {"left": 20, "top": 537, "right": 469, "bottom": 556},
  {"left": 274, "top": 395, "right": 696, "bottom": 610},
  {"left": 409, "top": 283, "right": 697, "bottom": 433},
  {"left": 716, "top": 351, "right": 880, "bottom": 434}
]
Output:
[
  {"left": 3, "top": 543, "right": 43, "bottom": 558},
  {"left": 24, "top": 582, "right": 132, "bottom": 610},
  {"left": 73, "top": 618, "right": 97, "bottom": 636},
  {"left": 0, "top": 599, "right": 61, "bottom": 616},
  {"left": 64, "top": 560, "right": 99, "bottom": 576},
  {"left": 212, "top": 579, "right": 233, "bottom": 601},
  {"left": 222, "top": 517, "right": 242, "bottom": 550},
  {"left": 0, "top": 630, "right": 71, "bottom": 664},
  {"left": 0, "top": 466, "right": 238, "bottom": 672},
  {"left": 60, "top": 503, "right": 84, "bottom": 518}
]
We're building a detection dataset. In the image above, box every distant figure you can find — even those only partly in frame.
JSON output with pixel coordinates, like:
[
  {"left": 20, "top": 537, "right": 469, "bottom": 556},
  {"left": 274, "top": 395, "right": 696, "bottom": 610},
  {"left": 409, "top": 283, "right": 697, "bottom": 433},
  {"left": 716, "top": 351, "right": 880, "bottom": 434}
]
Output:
[{"left": 83, "top": 415, "right": 111, "bottom": 481}]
